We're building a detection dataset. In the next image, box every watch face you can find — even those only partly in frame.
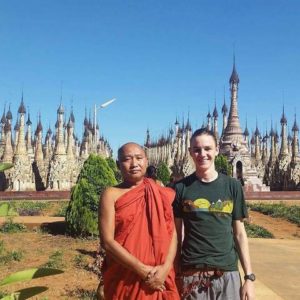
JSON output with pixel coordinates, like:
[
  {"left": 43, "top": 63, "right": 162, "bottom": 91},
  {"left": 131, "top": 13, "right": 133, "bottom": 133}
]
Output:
[{"left": 245, "top": 273, "right": 256, "bottom": 281}]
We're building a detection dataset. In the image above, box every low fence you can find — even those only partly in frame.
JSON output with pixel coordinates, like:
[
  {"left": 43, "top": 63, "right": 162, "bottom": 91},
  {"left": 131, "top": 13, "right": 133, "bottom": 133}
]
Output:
[
  {"left": 0, "top": 190, "right": 300, "bottom": 201},
  {"left": 0, "top": 191, "right": 71, "bottom": 201},
  {"left": 245, "top": 191, "right": 300, "bottom": 201}
]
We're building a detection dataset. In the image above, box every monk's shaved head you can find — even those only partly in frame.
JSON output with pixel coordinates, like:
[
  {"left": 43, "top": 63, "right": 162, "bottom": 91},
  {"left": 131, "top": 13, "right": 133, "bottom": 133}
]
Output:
[
  {"left": 117, "top": 142, "right": 148, "bottom": 184},
  {"left": 117, "top": 142, "right": 146, "bottom": 160}
]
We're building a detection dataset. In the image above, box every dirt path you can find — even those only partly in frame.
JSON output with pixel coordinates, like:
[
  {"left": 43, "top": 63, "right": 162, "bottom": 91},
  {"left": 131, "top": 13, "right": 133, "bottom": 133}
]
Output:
[{"left": 249, "top": 210, "right": 300, "bottom": 239}]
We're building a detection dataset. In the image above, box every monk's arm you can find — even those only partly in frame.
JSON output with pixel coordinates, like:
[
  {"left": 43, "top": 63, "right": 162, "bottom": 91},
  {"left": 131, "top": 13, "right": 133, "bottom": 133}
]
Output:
[
  {"left": 145, "top": 219, "right": 179, "bottom": 288},
  {"left": 174, "top": 218, "right": 182, "bottom": 275},
  {"left": 99, "top": 188, "right": 152, "bottom": 280},
  {"left": 164, "top": 227, "right": 177, "bottom": 269}
]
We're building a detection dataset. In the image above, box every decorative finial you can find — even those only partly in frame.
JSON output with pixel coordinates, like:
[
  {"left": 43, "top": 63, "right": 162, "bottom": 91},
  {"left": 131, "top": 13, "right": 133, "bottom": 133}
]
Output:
[{"left": 229, "top": 52, "right": 239, "bottom": 84}]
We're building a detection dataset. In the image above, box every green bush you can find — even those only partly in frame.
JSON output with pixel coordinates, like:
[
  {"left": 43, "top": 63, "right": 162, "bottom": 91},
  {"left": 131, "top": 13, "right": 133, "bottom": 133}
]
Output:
[
  {"left": 0, "top": 201, "right": 52, "bottom": 217},
  {"left": 0, "top": 241, "right": 23, "bottom": 266},
  {"left": 215, "top": 154, "right": 232, "bottom": 176},
  {"left": 78, "top": 154, "right": 117, "bottom": 193},
  {"left": 15, "top": 202, "right": 50, "bottom": 216},
  {"left": 73, "top": 254, "right": 88, "bottom": 269},
  {"left": 157, "top": 162, "right": 170, "bottom": 186},
  {"left": 42, "top": 251, "right": 65, "bottom": 269},
  {"left": 0, "top": 291, "right": 7, "bottom": 298},
  {"left": 11, "top": 250, "right": 23, "bottom": 261},
  {"left": 65, "top": 154, "right": 117, "bottom": 237},
  {"left": 0, "top": 203, "right": 18, "bottom": 217},
  {"left": 54, "top": 202, "right": 69, "bottom": 217},
  {"left": 248, "top": 203, "right": 300, "bottom": 225},
  {"left": 68, "top": 288, "right": 97, "bottom": 300},
  {"left": 0, "top": 250, "right": 24, "bottom": 265},
  {"left": 244, "top": 222, "right": 274, "bottom": 238},
  {"left": 65, "top": 179, "right": 99, "bottom": 236},
  {"left": 0, "top": 219, "right": 27, "bottom": 233},
  {"left": 106, "top": 157, "right": 122, "bottom": 183},
  {"left": 0, "top": 241, "right": 4, "bottom": 255}
]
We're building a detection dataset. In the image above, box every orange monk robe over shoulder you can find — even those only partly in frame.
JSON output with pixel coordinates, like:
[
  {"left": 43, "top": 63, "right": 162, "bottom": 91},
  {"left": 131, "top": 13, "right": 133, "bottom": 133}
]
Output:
[{"left": 103, "top": 178, "right": 179, "bottom": 300}]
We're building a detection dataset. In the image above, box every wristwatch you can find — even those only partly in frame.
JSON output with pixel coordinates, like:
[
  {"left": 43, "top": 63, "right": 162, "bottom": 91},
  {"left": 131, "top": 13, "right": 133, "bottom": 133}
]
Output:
[{"left": 244, "top": 273, "right": 256, "bottom": 281}]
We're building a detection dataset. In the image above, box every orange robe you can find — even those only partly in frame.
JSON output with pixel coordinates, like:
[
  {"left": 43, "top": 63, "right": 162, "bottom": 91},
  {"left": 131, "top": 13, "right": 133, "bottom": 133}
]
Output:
[{"left": 103, "top": 178, "right": 179, "bottom": 300}]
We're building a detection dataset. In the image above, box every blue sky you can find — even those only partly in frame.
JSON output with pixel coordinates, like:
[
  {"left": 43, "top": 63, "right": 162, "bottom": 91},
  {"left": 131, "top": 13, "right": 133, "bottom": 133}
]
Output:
[{"left": 0, "top": 1, "right": 299, "bottom": 156}]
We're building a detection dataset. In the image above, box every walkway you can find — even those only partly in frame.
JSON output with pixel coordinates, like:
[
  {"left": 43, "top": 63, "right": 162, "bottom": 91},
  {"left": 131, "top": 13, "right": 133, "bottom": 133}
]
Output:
[{"left": 246, "top": 239, "right": 300, "bottom": 300}]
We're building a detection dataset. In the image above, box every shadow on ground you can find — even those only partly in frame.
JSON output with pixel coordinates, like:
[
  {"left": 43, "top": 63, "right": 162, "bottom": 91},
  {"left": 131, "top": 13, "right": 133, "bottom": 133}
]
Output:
[
  {"left": 40, "top": 221, "right": 66, "bottom": 235},
  {"left": 76, "top": 248, "right": 97, "bottom": 258}
]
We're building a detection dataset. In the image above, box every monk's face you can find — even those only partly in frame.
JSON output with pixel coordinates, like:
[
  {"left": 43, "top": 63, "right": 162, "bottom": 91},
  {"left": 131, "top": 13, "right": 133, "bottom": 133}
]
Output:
[{"left": 118, "top": 143, "right": 148, "bottom": 183}]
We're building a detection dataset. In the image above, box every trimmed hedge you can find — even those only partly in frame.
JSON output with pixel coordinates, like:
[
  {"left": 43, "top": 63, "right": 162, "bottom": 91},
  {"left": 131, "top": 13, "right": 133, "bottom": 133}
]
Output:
[{"left": 65, "top": 154, "right": 117, "bottom": 237}]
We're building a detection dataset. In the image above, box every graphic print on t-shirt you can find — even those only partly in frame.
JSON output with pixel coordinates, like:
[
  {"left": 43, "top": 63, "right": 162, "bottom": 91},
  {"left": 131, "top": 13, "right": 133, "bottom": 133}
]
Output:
[{"left": 183, "top": 198, "right": 233, "bottom": 214}]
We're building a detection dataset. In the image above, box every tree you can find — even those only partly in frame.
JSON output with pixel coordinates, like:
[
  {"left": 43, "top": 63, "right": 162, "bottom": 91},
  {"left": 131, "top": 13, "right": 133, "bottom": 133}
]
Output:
[
  {"left": 157, "top": 162, "right": 171, "bottom": 186},
  {"left": 65, "top": 154, "right": 117, "bottom": 237},
  {"left": 106, "top": 157, "right": 122, "bottom": 183},
  {"left": 215, "top": 154, "right": 232, "bottom": 176},
  {"left": 0, "top": 163, "right": 13, "bottom": 192}
]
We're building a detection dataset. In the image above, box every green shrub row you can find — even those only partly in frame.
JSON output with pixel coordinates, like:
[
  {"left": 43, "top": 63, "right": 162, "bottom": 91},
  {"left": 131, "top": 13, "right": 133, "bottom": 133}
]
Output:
[
  {"left": 244, "top": 222, "right": 274, "bottom": 238},
  {"left": 15, "top": 201, "right": 50, "bottom": 216},
  {"left": 0, "top": 201, "right": 68, "bottom": 217},
  {"left": 0, "top": 219, "right": 27, "bottom": 233},
  {"left": 248, "top": 203, "right": 300, "bottom": 225}
]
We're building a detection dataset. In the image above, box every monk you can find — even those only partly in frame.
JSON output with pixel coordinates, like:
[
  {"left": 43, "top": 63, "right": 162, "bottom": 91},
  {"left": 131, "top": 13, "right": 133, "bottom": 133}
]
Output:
[{"left": 99, "top": 142, "right": 179, "bottom": 299}]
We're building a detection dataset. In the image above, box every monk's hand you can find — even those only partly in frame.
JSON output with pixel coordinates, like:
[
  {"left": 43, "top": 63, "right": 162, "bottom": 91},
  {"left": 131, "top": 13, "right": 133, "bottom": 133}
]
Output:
[
  {"left": 138, "top": 264, "right": 155, "bottom": 282},
  {"left": 137, "top": 263, "right": 153, "bottom": 282},
  {"left": 145, "top": 265, "right": 169, "bottom": 291}
]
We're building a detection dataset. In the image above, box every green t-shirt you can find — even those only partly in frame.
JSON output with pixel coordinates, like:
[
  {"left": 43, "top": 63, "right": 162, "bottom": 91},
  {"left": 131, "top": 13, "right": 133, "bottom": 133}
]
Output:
[{"left": 173, "top": 173, "right": 248, "bottom": 271}]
